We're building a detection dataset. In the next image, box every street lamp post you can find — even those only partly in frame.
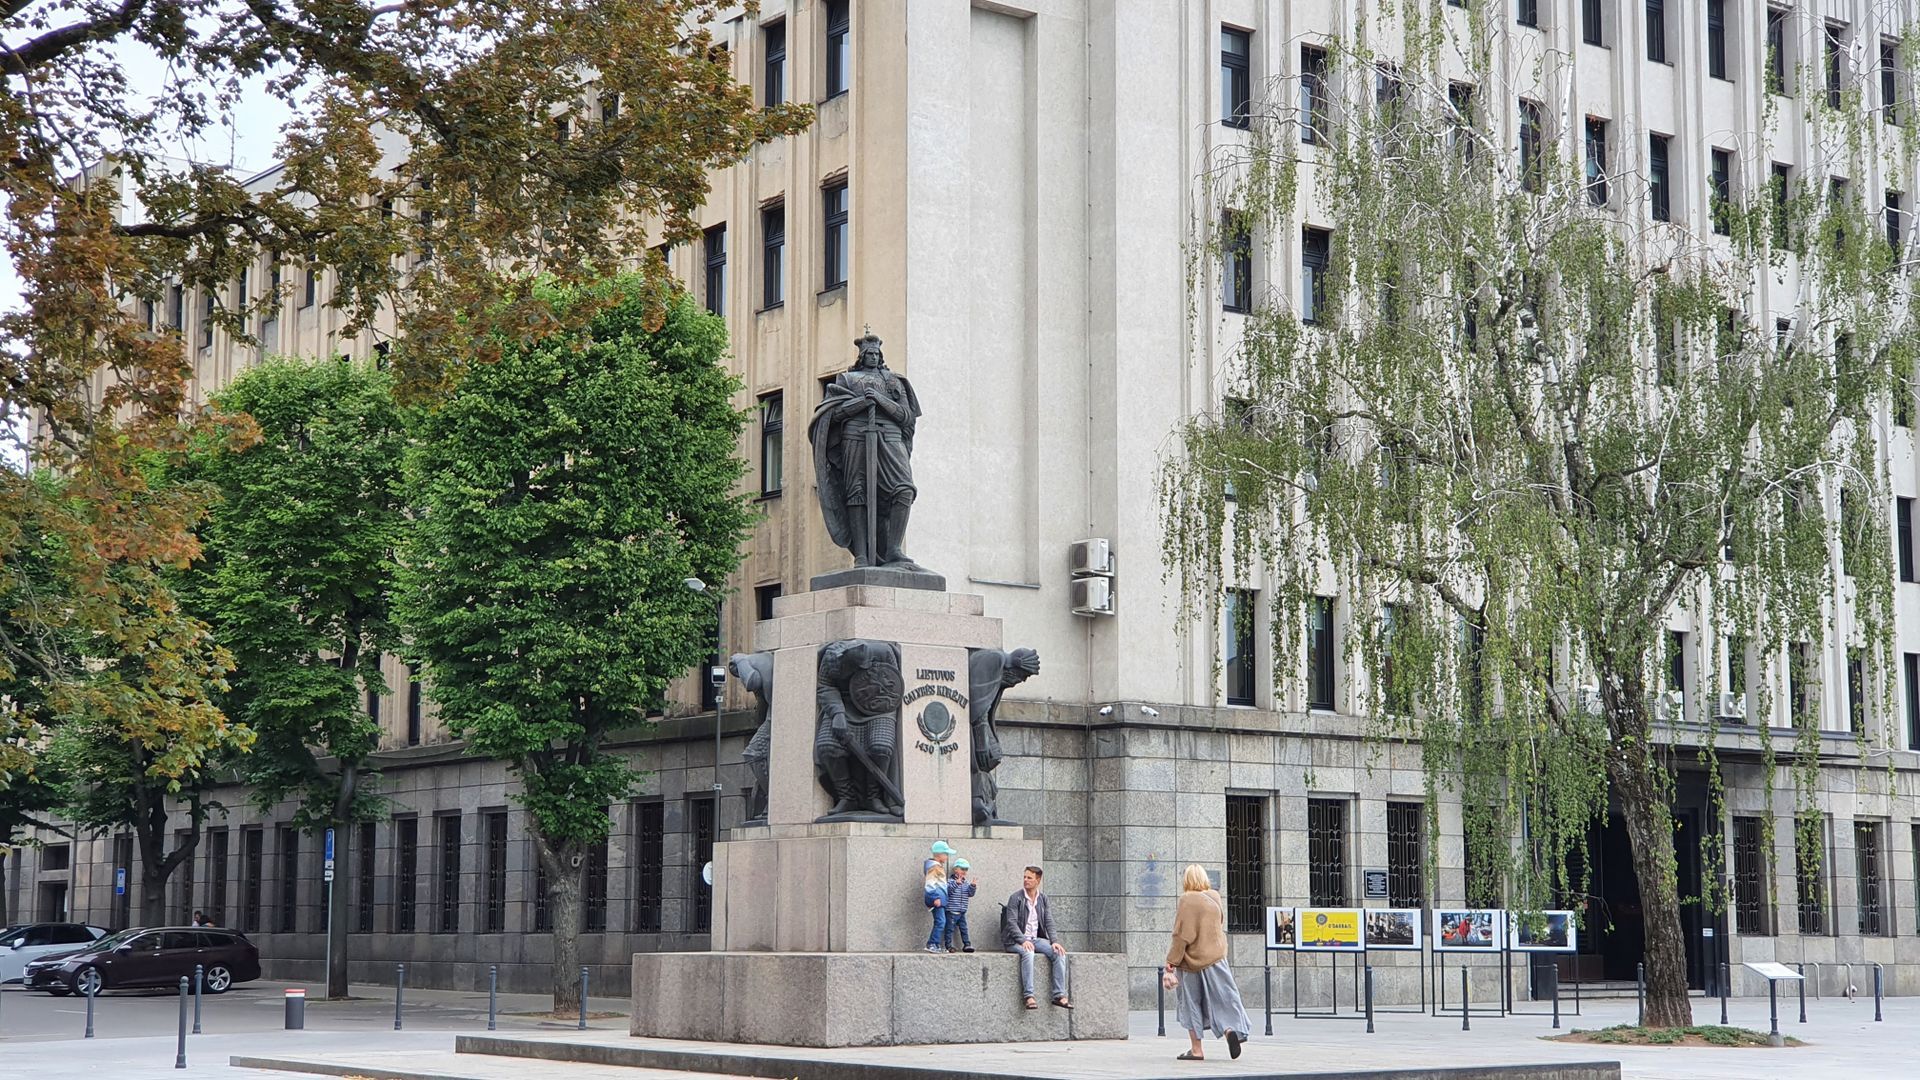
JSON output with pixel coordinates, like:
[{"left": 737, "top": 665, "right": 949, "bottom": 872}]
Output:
[{"left": 684, "top": 578, "right": 725, "bottom": 803}]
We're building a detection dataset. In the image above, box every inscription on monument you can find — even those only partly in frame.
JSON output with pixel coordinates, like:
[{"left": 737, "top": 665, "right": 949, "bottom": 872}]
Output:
[{"left": 907, "top": 671, "right": 967, "bottom": 757}]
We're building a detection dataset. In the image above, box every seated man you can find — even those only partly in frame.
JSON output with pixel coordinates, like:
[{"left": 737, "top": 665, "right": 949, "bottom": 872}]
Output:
[{"left": 1000, "top": 864, "right": 1070, "bottom": 1010}]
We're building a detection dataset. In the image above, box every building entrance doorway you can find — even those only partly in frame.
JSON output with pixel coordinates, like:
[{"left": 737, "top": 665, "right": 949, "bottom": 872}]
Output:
[
  {"left": 1571, "top": 798, "right": 1707, "bottom": 989},
  {"left": 37, "top": 880, "right": 68, "bottom": 922}
]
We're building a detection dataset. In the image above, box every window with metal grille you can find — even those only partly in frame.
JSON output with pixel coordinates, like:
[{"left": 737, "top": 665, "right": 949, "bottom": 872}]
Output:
[
  {"left": 1307, "top": 596, "right": 1335, "bottom": 710},
  {"left": 1645, "top": 0, "right": 1666, "bottom": 64},
  {"left": 691, "top": 796, "right": 716, "bottom": 933},
  {"left": 1732, "top": 816, "right": 1770, "bottom": 935},
  {"left": 484, "top": 812, "right": 507, "bottom": 933},
  {"left": 1307, "top": 798, "right": 1349, "bottom": 906},
  {"left": 1224, "top": 794, "right": 1266, "bottom": 931},
  {"left": 634, "top": 802, "right": 664, "bottom": 932},
  {"left": 1855, "top": 821, "right": 1885, "bottom": 935},
  {"left": 112, "top": 834, "right": 133, "bottom": 928},
  {"left": 1706, "top": 0, "right": 1727, "bottom": 79},
  {"left": 355, "top": 822, "right": 375, "bottom": 933},
  {"left": 277, "top": 826, "right": 299, "bottom": 933},
  {"left": 242, "top": 827, "right": 263, "bottom": 931},
  {"left": 703, "top": 225, "right": 726, "bottom": 315},
  {"left": 1220, "top": 27, "right": 1251, "bottom": 129},
  {"left": 585, "top": 835, "right": 609, "bottom": 932},
  {"left": 1386, "top": 802, "right": 1424, "bottom": 908},
  {"left": 1796, "top": 818, "right": 1827, "bottom": 935},
  {"left": 394, "top": 818, "right": 418, "bottom": 932},
  {"left": 206, "top": 829, "right": 228, "bottom": 927},
  {"left": 437, "top": 815, "right": 461, "bottom": 933},
  {"left": 174, "top": 829, "right": 195, "bottom": 924}
]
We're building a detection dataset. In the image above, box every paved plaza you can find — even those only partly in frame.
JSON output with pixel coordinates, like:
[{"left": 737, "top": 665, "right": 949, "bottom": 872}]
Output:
[{"left": 3, "top": 979, "right": 1913, "bottom": 1079}]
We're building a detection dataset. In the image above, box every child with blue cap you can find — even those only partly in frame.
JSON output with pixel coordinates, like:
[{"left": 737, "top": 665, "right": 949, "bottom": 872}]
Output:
[{"left": 923, "top": 841, "right": 954, "bottom": 952}]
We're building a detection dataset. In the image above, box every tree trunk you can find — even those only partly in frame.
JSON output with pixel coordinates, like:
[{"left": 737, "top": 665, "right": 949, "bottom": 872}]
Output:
[
  {"left": 537, "top": 833, "right": 587, "bottom": 1015},
  {"left": 135, "top": 792, "right": 197, "bottom": 929},
  {"left": 0, "top": 843, "right": 9, "bottom": 924},
  {"left": 1603, "top": 678, "right": 1694, "bottom": 1028}
]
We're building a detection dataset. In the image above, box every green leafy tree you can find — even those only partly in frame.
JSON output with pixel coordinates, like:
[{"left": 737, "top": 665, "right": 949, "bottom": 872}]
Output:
[
  {"left": 398, "top": 280, "right": 751, "bottom": 1011},
  {"left": 185, "top": 359, "right": 407, "bottom": 995},
  {"left": 1164, "top": 13, "right": 1913, "bottom": 1027}
]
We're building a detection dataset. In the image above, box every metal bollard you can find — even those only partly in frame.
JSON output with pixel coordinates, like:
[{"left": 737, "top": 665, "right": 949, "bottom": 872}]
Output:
[
  {"left": 1635, "top": 962, "right": 1644, "bottom": 1027},
  {"left": 1719, "top": 962, "right": 1728, "bottom": 1026},
  {"left": 193, "top": 964, "right": 203, "bottom": 1034},
  {"left": 1797, "top": 962, "right": 1807, "bottom": 1023},
  {"left": 1156, "top": 968, "right": 1165, "bottom": 1036},
  {"left": 285, "top": 987, "right": 307, "bottom": 1029},
  {"left": 578, "top": 967, "right": 589, "bottom": 1030},
  {"left": 1364, "top": 966, "right": 1375, "bottom": 1034},
  {"left": 84, "top": 979, "right": 96, "bottom": 1038},
  {"left": 1874, "top": 964, "right": 1883, "bottom": 1022},
  {"left": 488, "top": 965, "right": 498, "bottom": 1031},
  {"left": 1461, "top": 968, "right": 1470, "bottom": 1031},
  {"left": 175, "top": 976, "right": 188, "bottom": 1069},
  {"left": 1263, "top": 960, "right": 1273, "bottom": 1036},
  {"left": 1551, "top": 966, "right": 1560, "bottom": 1030},
  {"left": 394, "top": 963, "right": 405, "bottom": 1031}
]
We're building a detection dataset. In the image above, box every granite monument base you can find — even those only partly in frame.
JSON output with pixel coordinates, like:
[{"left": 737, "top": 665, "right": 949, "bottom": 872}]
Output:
[
  {"left": 710, "top": 822, "right": 1041, "bottom": 953},
  {"left": 807, "top": 565, "right": 948, "bottom": 592},
  {"left": 629, "top": 951, "right": 1126, "bottom": 1047}
]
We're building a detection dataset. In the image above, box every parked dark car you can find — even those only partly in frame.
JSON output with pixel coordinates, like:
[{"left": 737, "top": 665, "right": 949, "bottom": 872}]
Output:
[{"left": 22, "top": 927, "right": 260, "bottom": 996}]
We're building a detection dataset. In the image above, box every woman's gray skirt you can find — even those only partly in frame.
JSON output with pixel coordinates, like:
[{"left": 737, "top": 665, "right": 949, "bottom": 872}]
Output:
[{"left": 1174, "top": 959, "right": 1253, "bottom": 1039}]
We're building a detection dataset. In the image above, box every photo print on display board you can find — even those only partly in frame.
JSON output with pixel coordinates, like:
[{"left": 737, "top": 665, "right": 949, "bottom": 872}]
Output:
[
  {"left": 1362, "top": 908, "right": 1422, "bottom": 950},
  {"left": 1509, "top": 910, "right": 1577, "bottom": 952},
  {"left": 1265, "top": 907, "right": 1296, "bottom": 950},
  {"left": 1432, "top": 909, "right": 1502, "bottom": 950},
  {"left": 1296, "top": 908, "right": 1364, "bottom": 951}
]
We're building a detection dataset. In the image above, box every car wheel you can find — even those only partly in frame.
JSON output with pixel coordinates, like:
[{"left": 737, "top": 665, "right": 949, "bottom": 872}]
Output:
[
  {"left": 71, "top": 968, "right": 102, "bottom": 997},
  {"left": 204, "top": 965, "right": 233, "bottom": 994}
]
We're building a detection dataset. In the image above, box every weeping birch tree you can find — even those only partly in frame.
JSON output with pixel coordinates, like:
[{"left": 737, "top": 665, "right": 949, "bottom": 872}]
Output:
[{"left": 1163, "top": 6, "right": 1917, "bottom": 1027}]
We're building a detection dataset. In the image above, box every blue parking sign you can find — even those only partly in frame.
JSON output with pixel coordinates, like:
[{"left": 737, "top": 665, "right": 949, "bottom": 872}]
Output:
[
  {"left": 325, "top": 827, "right": 335, "bottom": 861},
  {"left": 114, "top": 867, "right": 126, "bottom": 895}
]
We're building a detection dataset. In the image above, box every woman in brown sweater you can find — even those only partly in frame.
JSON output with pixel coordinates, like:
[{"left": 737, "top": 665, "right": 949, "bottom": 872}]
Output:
[{"left": 1163, "top": 864, "right": 1252, "bottom": 1061}]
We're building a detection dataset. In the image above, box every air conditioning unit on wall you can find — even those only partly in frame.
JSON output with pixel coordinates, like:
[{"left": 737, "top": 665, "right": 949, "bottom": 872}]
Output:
[
  {"left": 1655, "top": 689, "right": 1685, "bottom": 721},
  {"left": 1716, "top": 692, "right": 1748, "bottom": 721},
  {"left": 1070, "top": 576, "right": 1114, "bottom": 617},
  {"left": 1069, "top": 538, "right": 1115, "bottom": 577}
]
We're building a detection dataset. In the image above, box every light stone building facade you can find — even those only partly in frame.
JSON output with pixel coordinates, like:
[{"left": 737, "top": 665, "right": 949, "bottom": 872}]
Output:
[{"left": 12, "top": 0, "right": 1920, "bottom": 1009}]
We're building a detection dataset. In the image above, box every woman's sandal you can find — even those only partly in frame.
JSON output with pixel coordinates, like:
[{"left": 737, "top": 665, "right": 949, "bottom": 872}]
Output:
[
  {"left": 1023, "top": 996, "right": 1038, "bottom": 1010},
  {"left": 1176, "top": 1051, "right": 1204, "bottom": 1060},
  {"left": 1051, "top": 996, "right": 1073, "bottom": 1009}
]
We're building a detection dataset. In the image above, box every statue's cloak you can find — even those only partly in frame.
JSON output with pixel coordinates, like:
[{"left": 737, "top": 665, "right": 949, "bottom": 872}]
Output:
[{"left": 808, "top": 369, "right": 922, "bottom": 549}]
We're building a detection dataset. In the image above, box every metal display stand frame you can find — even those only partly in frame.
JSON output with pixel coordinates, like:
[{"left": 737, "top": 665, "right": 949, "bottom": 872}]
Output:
[
  {"left": 1430, "top": 946, "right": 1507, "bottom": 1018},
  {"left": 1503, "top": 943, "right": 1581, "bottom": 1017},
  {"left": 1292, "top": 945, "right": 1371, "bottom": 1020},
  {"left": 1364, "top": 944, "right": 1428, "bottom": 1014}
]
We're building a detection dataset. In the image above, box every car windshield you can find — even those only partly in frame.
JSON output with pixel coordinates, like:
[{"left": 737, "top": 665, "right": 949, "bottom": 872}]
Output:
[{"left": 72, "top": 928, "right": 142, "bottom": 954}]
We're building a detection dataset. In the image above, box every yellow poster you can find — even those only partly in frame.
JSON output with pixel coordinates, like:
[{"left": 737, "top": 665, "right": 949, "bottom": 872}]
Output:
[{"left": 1297, "top": 908, "right": 1363, "bottom": 950}]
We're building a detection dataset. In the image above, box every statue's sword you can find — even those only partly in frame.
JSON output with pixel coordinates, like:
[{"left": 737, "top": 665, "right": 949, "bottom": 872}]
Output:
[
  {"left": 844, "top": 728, "right": 906, "bottom": 809},
  {"left": 865, "top": 400, "right": 878, "bottom": 565}
]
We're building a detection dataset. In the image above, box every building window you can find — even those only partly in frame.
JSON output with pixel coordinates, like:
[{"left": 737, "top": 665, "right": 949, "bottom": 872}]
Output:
[
  {"left": 1220, "top": 27, "right": 1251, "bottom": 129},
  {"left": 824, "top": 0, "right": 850, "bottom": 99},
  {"left": 199, "top": 292, "right": 215, "bottom": 349},
  {"left": 394, "top": 817, "right": 418, "bottom": 933},
  {"left": 752, "top": 392, "right": 785, "bottom": 497},
  {"left": 1649, "top": 133, "right": 1671, "bottom": 222},
  {"left": 1888, "top": 192, "right": 1905, "bottom": 254},
  {"left": 1585, "top": 117, "right": 1609, "bottom": 206},
  {"left": 302, "top": 268, "right": 317, "bottom": 308},
  {"left": 703, "top": 224, "right": 726, "bottom": 316},
  {"left": 1221, "top": 211, "right": 1252, "bottom": 313},
  {"left": 241, "top": 827, "right": 263, "bottom": 932},
  {"left": 1225, "top": 588, "right": 1257, "bottom": 706},
  {"left": 355, "top": 821, "right": 375, "bottom": 934},
  {"left": 1224, "top": 794, "right": 1266, "bottom": 931},
  {"left": 1796, "top": 818, "right": 1827, "bottom": 935},
  {"left": 690, "top": 796, "right": 716, "bottom": 933},
  {"left": 1300, "top": 46, "right": 1327, "bottom": 144},
  {"left": 1645, "top": 0, "right": 1666, "bottom": 64},
  {"left": 1731, "top": 817, "right": 1771, "bottom": 935},
  {"left": 1307, "top": 596, "right": 1335, "bottom": 711},
  {"left": 1884, "top": 39, "right": 1901, "bottom": 125},
  {"left": 1848, "top": 648, "right": 1866, "bottom": 734},
  {"left": 1386, "top": 802, "right": 1424, "bottom": 908},
  {"left": 436, "top": 815, "right": 461, "bottom": 933},
  {"left": 584, "top": 834, "right": 609, "bottom": 933},
  {"left": 633, "top": 801, "right": 664, "bottom": 932},
  {"left": 1826, "top": 23, "right": 1845, "bottom": 109},
  {"left": 406, "top": 676, "right": 422, "bottom": 746},
  {"left": 1582, "top": 0, "right": 1603, "bottom": 47},
  {"left": 761, "top": 203, "right": 785, "bottom": 309},
  {"left": 1900, "top": 499, "right": 1916, "bottom": 581},
  {"left": 1855, "top": 821, "right": 1885, "bottom": 935},
  {"left": 1771, "top": 163, "right": 1791, "bottom": 249},
  {"left": 1464, "top": 806, "right": 1504, "bottom": 908},
  {"left": 1913, "top": 825, "right": 1920, "bottom": 925},
  {"left": 754, "top": 583, "right": 784, "bottom": 624},
  {"left": 1706, "top": 0, "right": 1727, "bottom": 79},
  {"left": 1710, "top": 149, "right": 1733, "bottom": 235},
  {"left": 822, "top": 181, "right": 849, "bottom": 290},
  {"left": 1301, "top": 227, "right": 1330, "bottom": 323},
  {"left": 168, "top": 284, "right": 185, "bottom": 329},
  {"left": 205, "top": 829, "right": 228, "bottom": 928},
  {"left": 483, "top": 811, "right": 507, "bottom": 933},
  {"left": 764, "top": 20, "right": 786, "bottom": 107},
  {"left": 366, "top": 685, "right": 381, "bottom": 726},
  {"left": 1790, "top": 641, "right": 1814, "bottom": 723},
  {"left": 1766, "top": 7, "right": 1788, "bottom": 94},
  {"left": 1725, "top": 636, "right": 1748, "bottom": 715},
  {"left": 1666, "top": 629, "right": 1687, "bottom": 705},
  {"left": 277, "top": 825, "right": 299, "bottom": 933},
  {"left": 1519, "top": 99, "right": 1543, "bottom": 193},
  {"left": 1307, "top": 798, "right": 1349, "bottom": 906}
]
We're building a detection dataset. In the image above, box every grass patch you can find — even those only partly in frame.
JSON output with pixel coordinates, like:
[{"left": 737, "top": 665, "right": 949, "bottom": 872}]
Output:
[
  {"left": 504, "top": 1009, "right": 624, "bottom": 1021},
  {"left": 1547, "top": 1024, "right": 1801, "bottom": 1048}
]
